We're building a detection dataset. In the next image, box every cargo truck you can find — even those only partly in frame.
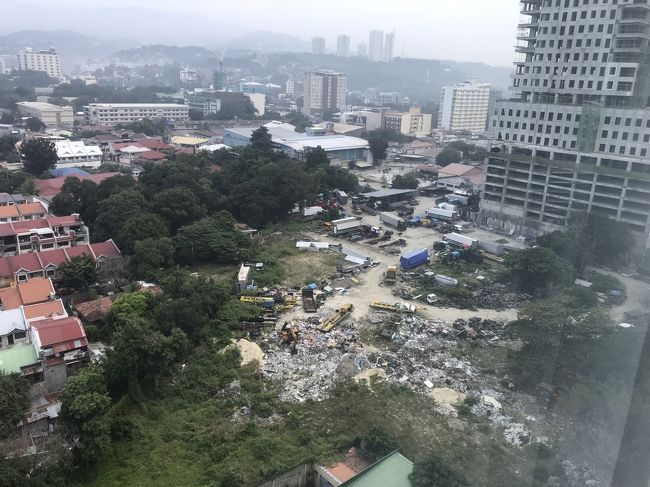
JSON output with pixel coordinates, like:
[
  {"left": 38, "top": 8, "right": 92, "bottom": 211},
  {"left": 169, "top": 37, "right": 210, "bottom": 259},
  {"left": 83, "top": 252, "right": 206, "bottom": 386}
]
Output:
[
  {"left": 444, "top": 232, "right": 478, "bottom": 250},
  {"left": 301, "top": 288, "right": 318, "bottom": 313},
  {"left": 379, "top": 212, "right": 407, "bottom": 231},
  {"left": 400, "top": 248, "right": 429, "bottom": 270},
  {"left": 478, "top": 240, "right": 505, "bottom": 256},
  {"left": 426, "top": 207, "right": 455, "bottom": 222}
]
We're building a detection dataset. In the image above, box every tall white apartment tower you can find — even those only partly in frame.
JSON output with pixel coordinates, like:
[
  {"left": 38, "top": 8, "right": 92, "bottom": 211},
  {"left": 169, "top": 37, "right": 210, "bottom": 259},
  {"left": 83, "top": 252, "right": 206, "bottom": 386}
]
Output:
[
  {"left": 337, "top": 35, "right": 351, "bottom": 57},
  {"left": 438, "top": 81, "right": 491, "bottom": 133},
  {"left": 17, "top": 48, "right": 62, "bottom": 79},
  {"left": 384, "top": 31, "right": 396, "bottom": 62},
  {"left": 303, "top": 70, "right": 347, "bottom": 116},
  {"left": 369, "top": 30, "right": 384, "bottom": 61},
  {"left": 312, "top": 37, "right": 326, "bottom": 55},
  {"left": 480, "top": 0, "right": 650, "bottom": 247}
]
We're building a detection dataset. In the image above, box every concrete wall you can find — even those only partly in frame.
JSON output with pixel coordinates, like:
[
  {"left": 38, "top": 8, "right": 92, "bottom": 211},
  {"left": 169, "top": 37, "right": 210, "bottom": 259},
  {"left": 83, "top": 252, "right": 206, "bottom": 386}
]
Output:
[{"left": 257, "top": 462, "right": 312, "bottom": 487}]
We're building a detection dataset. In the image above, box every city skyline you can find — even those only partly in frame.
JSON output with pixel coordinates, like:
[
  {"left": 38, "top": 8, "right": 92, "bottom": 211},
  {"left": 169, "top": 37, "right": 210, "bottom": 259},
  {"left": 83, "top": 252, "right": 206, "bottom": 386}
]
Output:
[{"left": 5, "top": 0, "right": 521, "bottom": 66}]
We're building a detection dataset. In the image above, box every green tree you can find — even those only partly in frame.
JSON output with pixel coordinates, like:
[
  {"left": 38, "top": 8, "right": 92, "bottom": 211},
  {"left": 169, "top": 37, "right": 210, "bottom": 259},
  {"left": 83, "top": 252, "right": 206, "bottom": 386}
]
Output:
[
  {"left": 305, "top": 146, "right": 329, "bottom": 170},
  {"left": 368, "top": 136, "right": 388, "bottom": 165},
  {"left": 188, "top": 108, "right": 204, "bottom": 121},
  {"left": 151, "top": 187, "right": 206, "bottom": 232},
  {"left": 59, "top": 366, "right": 111, "bottom": 465},
  {"left": 436, "top": 148, "right": 462, "bottom": 167},
  {"left": 250, "top": 126, "right": 274, "bottom": 152},
  {"left": 132, "top": 237, "right": 176, "bottom": 274},
  {"left": 286, "top": 111, "right": 311, "bottom": 132},
  {"left": 504, "top": 247, "right": 575, "bottom": 294},
  {"left": 57, "top": 255, "right": 98, "bottom": 290},
  {"left": 25, "top": 117, "right": 45, "bottom": 132},
  {"left": 93, "top": 188, "right": 147, "bottom": 241},
  {"left": 410, "top": 453, "right": 470, "bottom": 487},
  {"left": 116, "top": 212, "right": 169, "bottom": 254},
  {"left": 0, "top": 372, "right": 28, "bottom": 439},
  {"left": 20, "top": 138, "right": 58, "bottom": 175},
  {"left": 391, "top": 171, "right": 419, "bottom": 189},
  {"left": 174, "top": 212, "right": 251, "bottom": 265}
]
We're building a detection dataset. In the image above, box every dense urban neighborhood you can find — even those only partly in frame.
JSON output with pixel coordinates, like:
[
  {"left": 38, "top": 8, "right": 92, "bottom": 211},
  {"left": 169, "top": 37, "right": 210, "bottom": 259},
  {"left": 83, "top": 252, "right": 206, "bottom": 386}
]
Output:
[{"left": 0, "top": 1, "right": 649, "bottom": 486}]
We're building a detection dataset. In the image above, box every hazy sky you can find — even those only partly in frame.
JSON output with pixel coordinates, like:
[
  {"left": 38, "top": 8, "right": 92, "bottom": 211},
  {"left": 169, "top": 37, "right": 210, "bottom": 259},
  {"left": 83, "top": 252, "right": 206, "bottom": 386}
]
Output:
[{"left": 17, "top": 0, "right": 521, "bottom": 66}]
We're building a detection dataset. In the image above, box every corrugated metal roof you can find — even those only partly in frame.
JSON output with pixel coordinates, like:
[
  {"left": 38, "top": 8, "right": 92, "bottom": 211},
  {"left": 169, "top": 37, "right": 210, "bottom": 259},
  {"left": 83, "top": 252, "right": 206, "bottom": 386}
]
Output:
[
  {"left": 339, "top": 452, "right": 413, "bottom": 487},
  {"left": 360, "top": 189, "right": 416, "bottom": 199}
]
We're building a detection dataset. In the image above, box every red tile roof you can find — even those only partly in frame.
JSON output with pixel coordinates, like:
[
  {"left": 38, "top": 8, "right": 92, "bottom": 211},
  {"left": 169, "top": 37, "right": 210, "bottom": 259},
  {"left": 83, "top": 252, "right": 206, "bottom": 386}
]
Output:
[
  {"left": 132, "top": 139, "right": 172, "bottom": 150},
  {"left": 0, "top": 277, "right": 53, "bottom": 308},
  {"left": 12, "top": 220, "right": 50, "bottom": 233},
  {"left": 31, "top": 316, "right": 87, "bottom": 348},
  {"left": 437, "top": 163, "right": 475, "bottom": 177},
  {"left": 38, "top": 249, "right": 68, "bottom": 268},
  {"left": 90, "top": 240, "right": 121, "bottom": 259},
  {"left": 64, "top": 246, "right": 93, "bottom": 259},
  {"left": 35, "top": 173, "right": 122, "bottom": 198},
  {"left": 23, "top": 299, "right": 67, "bottom": 321},
  {"left": 46, "top": 215, "right": 80, "bottom": 227},
  {"left": 9, "top": 253, "right": 43, "bottom": 273},
  {"left": 138, "top": 150, "right": 167, "bottom": 161}
]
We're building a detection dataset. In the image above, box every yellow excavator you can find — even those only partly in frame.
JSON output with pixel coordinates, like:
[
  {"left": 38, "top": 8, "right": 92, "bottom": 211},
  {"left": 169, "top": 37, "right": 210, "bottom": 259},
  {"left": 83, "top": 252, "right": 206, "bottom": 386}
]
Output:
[
  {"left": 278, "top": 322, "right": 299, "bottom": 355},
  {"left": 317, "top": 304, "right": 354, "bottom": 333}
]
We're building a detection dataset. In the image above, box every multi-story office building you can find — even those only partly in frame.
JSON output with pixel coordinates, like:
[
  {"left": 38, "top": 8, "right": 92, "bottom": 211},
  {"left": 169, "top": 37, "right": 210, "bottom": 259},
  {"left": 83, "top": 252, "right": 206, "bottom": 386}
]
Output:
[
  {"left": 384, "top": 106, "right": 432, "bottom": 136},
  {"left": 384, "top": 31, "right": 396, "bottom": 62},
  {"left": 17, "top": 48, "right": 62, "bottom": 79},
  {"left": 369, "top": 30, "right": 384, "bottom": 61},
  {"left": 337, "top": 35, "right": 351, "bottom": 57},
  {"left": 438, "top": 81, "right": 491, "bottom": 133},
  {"left": 16, "top": 102, "right": 73, "bottom": 129},
  {"left": 83, "top": 103, "right": 189, "bottom": 126},
  {"left": 481, "top": 0, "right": 650, "bottom": 246},
  {"left": 312, "top": 37, "right": 326, "bottom": 55},
  {"left": 303, "top": 70, "right": 347, "bottom": 116}
]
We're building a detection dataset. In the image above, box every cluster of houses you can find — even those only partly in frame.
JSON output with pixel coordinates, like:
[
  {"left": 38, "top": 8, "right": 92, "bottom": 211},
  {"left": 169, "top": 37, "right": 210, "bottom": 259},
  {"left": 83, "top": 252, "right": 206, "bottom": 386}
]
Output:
[{"left": 0, "top": 194, "right": 123, "bottom": 442}]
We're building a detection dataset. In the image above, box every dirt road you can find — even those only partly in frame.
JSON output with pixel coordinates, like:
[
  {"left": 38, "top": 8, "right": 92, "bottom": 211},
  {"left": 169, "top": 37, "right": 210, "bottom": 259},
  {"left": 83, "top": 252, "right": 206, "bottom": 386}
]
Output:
[
  {"left": 596, "top": 269, "right": 650, "bottom": 322},
  {"left": 299, "top": 231, "right": 518, "bottom": 324}
]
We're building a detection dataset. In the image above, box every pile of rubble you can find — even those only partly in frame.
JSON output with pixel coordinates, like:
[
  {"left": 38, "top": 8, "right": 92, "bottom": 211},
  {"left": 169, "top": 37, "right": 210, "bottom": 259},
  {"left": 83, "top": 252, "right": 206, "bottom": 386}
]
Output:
[
  {"left": 441, "top": 285, "right": 529, "bottom": 311},
  {"left": 451, "top": 318, "right": 505, "bottom": 340}
]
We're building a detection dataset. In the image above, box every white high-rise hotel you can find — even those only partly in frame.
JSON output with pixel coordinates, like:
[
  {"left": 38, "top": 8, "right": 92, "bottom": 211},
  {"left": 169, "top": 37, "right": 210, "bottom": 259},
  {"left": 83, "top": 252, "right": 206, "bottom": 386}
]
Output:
[
  {"left": 438, "top": 81, "right": 491, "bottom": 133},
  {"left": 480, "top": 0, "right": 650, "bottom": 247},
  {"left": 17, "top": 48, "right": 62, "bottom": 79}
]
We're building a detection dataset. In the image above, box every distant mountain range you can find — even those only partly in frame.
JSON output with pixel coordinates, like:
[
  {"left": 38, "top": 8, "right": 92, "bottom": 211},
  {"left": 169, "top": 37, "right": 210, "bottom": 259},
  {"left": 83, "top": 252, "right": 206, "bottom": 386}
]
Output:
[
  {"left": 224, "top": 31, "right": 310, "bottom": 53},
  {"left": 0, "top": 30, "right": 134, "bottom": 67}
]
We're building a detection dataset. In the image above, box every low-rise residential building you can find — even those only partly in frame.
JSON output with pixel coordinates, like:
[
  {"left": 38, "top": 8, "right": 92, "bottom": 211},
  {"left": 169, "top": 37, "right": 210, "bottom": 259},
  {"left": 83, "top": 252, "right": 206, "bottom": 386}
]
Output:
[
  {"left": 0, "top": 201, "right": 48, "bottom": 223},
  {"left": 0, "top": 277, "right": 54, "bottom": 309},
  {"left": 16, "top": 102, "right": 74, "bottom": 129},
  {"left": 30, "top": 316, "right": 88, "bottom": 391},
  {"left": 383, "top": 106, "right": 432, "bottom": 136},
  {"left": 0, "top": 239, "right": 122, "bottom": 287},
  {"left": 224, "top": 122, "right": 369, "bottom": 163},
  {"left": 170, "top": 135, "right": 209, "bottom": 152},
  {"left": 83, "top": 103, "right": 189, "bottom": 126},
  {"left": 34, "top": 172, "right": 122, "bottom": 201},
  {"left": 54, "top": 140, "right": 103, "bottom": 168},
  {"left": 339, "top": 110, "right": 384, "bottom": 131},
  {"left": 0, "top": 214, "right": 89, "bottom": 257},
  {"left": 23, "top": 299, "right": 67, "bottom": 322}
]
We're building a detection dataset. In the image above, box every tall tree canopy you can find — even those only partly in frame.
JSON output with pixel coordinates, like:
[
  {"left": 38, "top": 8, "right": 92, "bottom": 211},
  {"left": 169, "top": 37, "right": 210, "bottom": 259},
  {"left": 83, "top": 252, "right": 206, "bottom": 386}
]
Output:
[{"left": 20, "top": 138, "right": 58, "bottom": 175}]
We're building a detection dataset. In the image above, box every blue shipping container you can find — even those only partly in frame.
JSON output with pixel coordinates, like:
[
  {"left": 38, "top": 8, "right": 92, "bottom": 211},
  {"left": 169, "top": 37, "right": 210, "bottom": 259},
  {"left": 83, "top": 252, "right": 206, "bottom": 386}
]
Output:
[{"left": 400, "top": 249, "right": 429, "bottom": 270}]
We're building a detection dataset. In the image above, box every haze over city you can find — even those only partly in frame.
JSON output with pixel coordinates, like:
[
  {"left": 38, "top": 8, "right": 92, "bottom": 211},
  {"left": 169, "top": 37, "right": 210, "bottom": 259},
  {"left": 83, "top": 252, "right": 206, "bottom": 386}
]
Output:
[{"left": 3, "top": 0, "right": 520, "bottom": 66}]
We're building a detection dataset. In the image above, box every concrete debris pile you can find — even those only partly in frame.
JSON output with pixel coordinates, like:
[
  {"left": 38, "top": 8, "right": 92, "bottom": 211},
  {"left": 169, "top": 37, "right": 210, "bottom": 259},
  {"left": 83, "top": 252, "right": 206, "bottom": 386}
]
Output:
[
  {"left": 470, "top": 389, "right": 532, "bottom": 447},
  {"left": 261, "top": 313, "right": 359, "bottom": 403},
  {"left": 441, "top": 284, "right": 529, "bottom": 311},
  {"left": 451, "top": 318, "right": 505, "bottom": 340}
]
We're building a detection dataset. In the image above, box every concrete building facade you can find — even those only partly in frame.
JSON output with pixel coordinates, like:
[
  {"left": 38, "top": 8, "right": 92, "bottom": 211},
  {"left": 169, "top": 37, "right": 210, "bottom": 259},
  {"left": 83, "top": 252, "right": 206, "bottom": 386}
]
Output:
[
  {"left": 16, "top": 102, "right": 73, "bottom": 129},
  {"left": 369, "top": 30, "right": 384, "bottom": 61},
  {"left": 384, "top": 31, "right": 396, "bottom": 62},
  {"left": 83, "top": 103, "right": 189, "bottom": 126},
  {"left": 438, "top": 81, "right": 491, "bottom": 133},
  {"left": 303, "top": 70, "right": 347, "bottom": 116},
  {"left": 384, "top": 107, "right": 432, "bottom": 136},
  {"left": 337, "top": 35, "right": 351, "bottom": 57},
  {"left": 17, "top": 48, "right": 62, "bottom": 79},
  {"left": 312, "top": 37, "right": 326, "bottom": 55},
  {"left": 480, "top": 0, "right": 650, "bottom": 247}
]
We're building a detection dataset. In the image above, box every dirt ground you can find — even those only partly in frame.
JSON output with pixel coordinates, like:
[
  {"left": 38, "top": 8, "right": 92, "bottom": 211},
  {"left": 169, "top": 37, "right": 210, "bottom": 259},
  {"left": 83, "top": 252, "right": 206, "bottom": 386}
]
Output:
[
  {"left": 597, "top": 269, "right": 650, "bottom": 322},
  {"left": 231, "top": 338, "right": 264, "bottom": 367},
  {"left": 281, "top": 251, "right": 346, "bottom": 288},
  {"left": 298, "top": 230, "right": 518, "bottom": 323}
]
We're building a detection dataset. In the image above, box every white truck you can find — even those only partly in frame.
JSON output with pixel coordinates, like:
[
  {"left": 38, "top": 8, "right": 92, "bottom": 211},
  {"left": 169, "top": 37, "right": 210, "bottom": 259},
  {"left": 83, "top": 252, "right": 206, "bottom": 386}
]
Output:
[{"left": 379, "top": 212, "right": 407, "bottom": 231}]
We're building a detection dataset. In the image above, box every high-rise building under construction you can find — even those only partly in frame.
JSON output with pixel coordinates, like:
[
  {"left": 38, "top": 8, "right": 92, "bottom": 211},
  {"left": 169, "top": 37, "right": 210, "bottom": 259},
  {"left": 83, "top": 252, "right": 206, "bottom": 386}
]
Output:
[{"left": 480, "top": 0, "right": 650, "bottom": 247}]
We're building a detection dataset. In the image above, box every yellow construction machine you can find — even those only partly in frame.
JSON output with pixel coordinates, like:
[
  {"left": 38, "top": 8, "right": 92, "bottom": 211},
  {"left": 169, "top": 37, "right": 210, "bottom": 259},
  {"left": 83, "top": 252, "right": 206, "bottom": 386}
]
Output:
[{"left": 317, "top": 304, "right": 354, "bottom": 333}]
